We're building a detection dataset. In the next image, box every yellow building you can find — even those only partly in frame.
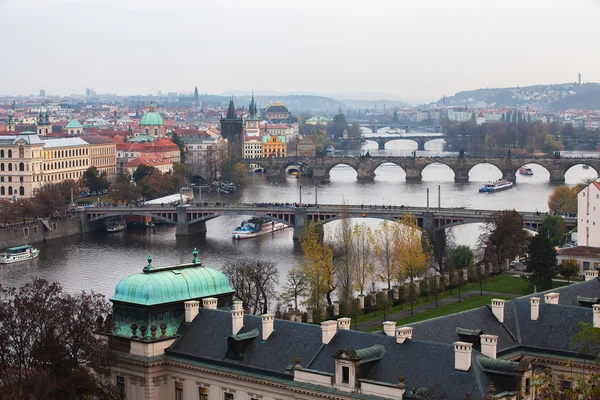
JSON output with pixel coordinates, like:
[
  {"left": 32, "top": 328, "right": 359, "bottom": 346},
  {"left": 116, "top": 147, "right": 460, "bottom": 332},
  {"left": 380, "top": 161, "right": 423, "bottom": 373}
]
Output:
[
  {"left": 0, "top": 132, "right": 99, "bottom": 199},
  {"left": 82, "top": 135, "right": 117, "bottom": 181},
  {"left": 262, "top": 135, "right": 286, "bottom": 158}
]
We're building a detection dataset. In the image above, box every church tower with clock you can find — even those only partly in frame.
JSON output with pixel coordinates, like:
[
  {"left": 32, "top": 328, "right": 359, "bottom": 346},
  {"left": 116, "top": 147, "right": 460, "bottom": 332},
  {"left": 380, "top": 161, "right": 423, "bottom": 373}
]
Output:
[{"left": 220, "top": 98, "right": 243, "bottom": 158}]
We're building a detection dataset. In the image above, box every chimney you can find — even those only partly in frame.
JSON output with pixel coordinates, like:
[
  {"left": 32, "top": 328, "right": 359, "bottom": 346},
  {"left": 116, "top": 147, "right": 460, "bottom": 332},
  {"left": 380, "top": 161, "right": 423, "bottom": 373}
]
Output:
[
  {"left": 585, "top": 269, "right": 599, "bottom": 281},
  {"left": 396, "top": 327, "right": 413, "bottom": 344},
  {"left": 454, "top": 341, "right": 473, "bottom": 371},
  {"left": 593, "top": 304, "right": 600, "bottom": 328},
  {"left": 337, "top": 317, "right": 351, "bottom": 330},
  {"left": 491, "top": 299, "right": 505, "bottom": 323},
  {"left": 383, "top": 321, "right": 396, "bottom": 337},
  {"left": 202, "top": 297, "right": 218, "bottom": 310},
  {"left": 261, "top": 314, "right": 275, "bottom": 341},
  {"left": 184, "top": 300, "right": 199, "bottom": 323},
  {"left": 530, "top": 297, "right": 540, "bottom": 321},
  {"left": 544, "top": 292, "right": 559, "bottom": 305},
  {"left": 321, "top": 320, "right": 337, "bottom": 344},
  {"left": 232, "top": 301, "right": 244, "bottom": 335},
  {"left": 480, "top": 334, "right": 498, "bottom": 359}
]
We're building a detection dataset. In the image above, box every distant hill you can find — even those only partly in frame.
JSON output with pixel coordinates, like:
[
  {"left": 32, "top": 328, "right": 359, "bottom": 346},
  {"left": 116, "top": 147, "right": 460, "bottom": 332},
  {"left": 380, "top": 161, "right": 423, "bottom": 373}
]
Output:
[{"left": 427, "top": 82, "right": 600, "bottom": 110}]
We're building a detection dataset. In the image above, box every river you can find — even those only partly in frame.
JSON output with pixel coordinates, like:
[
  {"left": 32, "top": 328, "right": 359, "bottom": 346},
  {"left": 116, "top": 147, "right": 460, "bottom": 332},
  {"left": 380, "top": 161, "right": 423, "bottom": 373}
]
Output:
[{"left": 0, "top": 132, "right": 598, "bottom": 297}]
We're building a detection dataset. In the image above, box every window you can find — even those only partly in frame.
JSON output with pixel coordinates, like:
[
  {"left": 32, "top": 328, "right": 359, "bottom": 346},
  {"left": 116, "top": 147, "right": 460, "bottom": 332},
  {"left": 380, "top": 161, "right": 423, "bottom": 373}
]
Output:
[
  {"left": 116, "top": 376, "right": 126, "bottom": 400},
  {"left": 0, "top": 150, "right": 3, "bottom": 158},
  {"left": 7, "top": 149, "right": 12, "bottom": 158},
  {"left": 19, "top": 187, "right": 24, "bottom": 196},
  {"left": 175, "top": 381, "right": 183, "bottom": 400},
  {"left": 19, "top": 162, "right": 24, "bottom": 172},
  {"left": 199, "top": 387, "right": 209, "bottom": 400},
  {"left": 33, "top": 226, "right": 38, "bottom": 233},
  {"left": 224, "top": 393, "right": 234, "bottom": 400},
  {"left": 0, "top": 187, "right": 4, "bottom": 195},
  {"left": 584, "top": 261, "right": 590, "bottom": 270},
  {"left": 23, "top": 227, "right": 29, "bottom": 236},
  {"left": 342, "top": 366, "right": 350, "bottom": 384}
]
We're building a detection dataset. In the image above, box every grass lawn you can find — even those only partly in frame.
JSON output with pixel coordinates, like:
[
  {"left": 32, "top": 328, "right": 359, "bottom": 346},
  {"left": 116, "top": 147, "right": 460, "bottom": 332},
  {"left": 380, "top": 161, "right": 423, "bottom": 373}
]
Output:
[
  {"left": 76, "top": 194, "right": 112, "bottom": 204},
  {"left": 366, "top": 295, "right": 513, "bottom": 332}
]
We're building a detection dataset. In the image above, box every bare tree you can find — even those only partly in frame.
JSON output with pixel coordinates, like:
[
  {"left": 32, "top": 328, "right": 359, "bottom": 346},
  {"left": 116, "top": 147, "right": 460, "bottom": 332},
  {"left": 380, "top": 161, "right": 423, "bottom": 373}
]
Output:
[
  {"left": 223, "top": 260, "right": 279, "bottom": 314},
  {"left": 280, "top": 268, "right": 309, "bottom": 311},
  {"left": 351, "top": 223, "right": 374, "bottom": 295},
  {"left": 372, "top": 220, "right": 399, "bottom": 290},
  {"left": 332, "top": 208, "right": 354, "bottom": 306}
]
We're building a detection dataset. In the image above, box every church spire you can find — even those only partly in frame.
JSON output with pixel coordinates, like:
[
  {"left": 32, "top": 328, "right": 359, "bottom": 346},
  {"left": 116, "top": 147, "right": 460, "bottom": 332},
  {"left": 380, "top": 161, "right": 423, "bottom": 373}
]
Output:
[
  {"left": 248, "top": 90, "right": 258, "bottom": 120},
  {"left": 194, "top": 86, "right": 199, "bottom": 103},
  {"left": 226, "top": 97, "right": 237, "bottom": 119}
]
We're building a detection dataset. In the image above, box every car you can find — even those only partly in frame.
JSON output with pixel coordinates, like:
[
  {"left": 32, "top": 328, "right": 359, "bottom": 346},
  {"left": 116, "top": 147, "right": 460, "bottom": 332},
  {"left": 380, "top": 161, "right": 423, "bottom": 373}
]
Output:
[{"left": 509, "top": 261, "right": 516, "bottom": 268}]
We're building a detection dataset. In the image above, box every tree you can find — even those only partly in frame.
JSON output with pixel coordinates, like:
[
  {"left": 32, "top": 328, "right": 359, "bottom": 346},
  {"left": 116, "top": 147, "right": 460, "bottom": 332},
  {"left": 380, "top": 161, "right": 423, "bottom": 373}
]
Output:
[
  {"left": 397, "top": 215, "right": 431, "bottom": 316},
  {"left": 447, "top": 245, "right": 474, "bottom": 271},
  {"left": 109, "top": 181, "right": 139, "bottom": 203},
  {"left": 138, "top": 171, "right": 174, "bottom": 199},
  {"left": 392, "top": 110, "right": 399, "bottom": 123},
  {"left": 171, "top": 162, "right": 189, "bottom": 188},
  {"left": 222, "top": 260, "right": 279, "bottom": 315},
  {"left": 81, "top": 166, "right": 109, "bottom": 193},
  {"left": 479, "top": 210, "right": 529, "bottom": 270},
  {"left": 0, "top": 279, "right": 117, "bottom": 400},
  {"left": 203, "top": 141, "right": 227, "bottom": 181},
  {"left": 548, "top": 185, "right": 578, "bottom": 214},
  {"left": 525, "top": 233, "right": 558, "bottom": 291},
  {"left": 540, "top": 214, "right": 567, "bottom": 246},
  {"left": 327, "top": 114, "right": 348, "bottom": 139},
  {"left": 280, "top": 268, "right": 309, "bottom": 311},
  {"left": 132, "top": 164, "right": 157, "bottom": 183},
  {"left": 351, "top": 223, "right": 374, "bottom": 296},
  {"left": 559, "top": 260, "right": 580, "bottom": 283},
  {"left": 170, "top": 131, "right": 186, "bottom": 162},
  {"left": 372, "top": 220, "right": 399, "bottom": 290},
  {"left": 332, "top": 212, "right": 354, "bottom": 307},
  {"left": 220, "top": 157, "right": 247, "bottom": 184},
  {"left": 300, "top": 222, "right": 335, "bottom": 313}
]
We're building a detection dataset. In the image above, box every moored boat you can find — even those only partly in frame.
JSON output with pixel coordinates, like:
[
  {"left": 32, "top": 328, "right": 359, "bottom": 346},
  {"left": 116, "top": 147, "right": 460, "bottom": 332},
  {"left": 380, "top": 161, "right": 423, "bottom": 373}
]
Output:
[
  {"left": 519, "top": 166, "right": 533, "bottom": 176},
  {"left": 232, "top": 217, "right": 289, "bottom": 239},
  {"left": 326, "top": 145, "right": 335, "bottom": 153},
  {"left": 107, "top": 221, "right": 127, "bottom": 232},
  {"left": 0, "top": 244, "right": 40, "bottom": 264},
  {"left": 479, "top": 180, "right": 514, "bottom": 193}
]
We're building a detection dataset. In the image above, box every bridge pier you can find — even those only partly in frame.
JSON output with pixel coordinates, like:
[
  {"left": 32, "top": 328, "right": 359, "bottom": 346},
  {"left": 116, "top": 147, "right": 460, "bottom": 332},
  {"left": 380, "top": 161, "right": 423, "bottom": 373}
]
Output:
[
  {"left": 454, "top": 168, "right": 469, "bottom": 183},
  {"left": 377, "top": 140, "right": 386, "bottom": 151},
  {"left": 405, "top": 167, "right": 422, "bottom": 182},
  {"left": 312, "top": 167, "right": 330, "bottom": 183},
  {"left": 266, "top": 168, "right": 285, "bottom": 182},
  {"left": 501, "top": 169, "right": 517, "bottom": 183},
  {"left": 176, "top": 206, "right": 207, "bottom": 236},
  {"left": 357, "top": 166, "right": 375, "bottom": 181},
  {"left": 293, "top": 208, "right": 307, "bottom": 240},
  {"left": 548, "top": 169, "right": 565, "bottom": 183},
  {"left": 417, "top": 139, "right": 426, "bottom": 151}
]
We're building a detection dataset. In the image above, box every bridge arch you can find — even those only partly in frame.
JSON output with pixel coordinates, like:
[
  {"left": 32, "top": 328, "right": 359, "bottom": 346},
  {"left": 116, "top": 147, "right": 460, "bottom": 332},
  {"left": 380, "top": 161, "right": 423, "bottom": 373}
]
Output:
[
  {"left": 326, "top": 161, "right": 360, "bottom": 180},
  {"left": 88, "top": 211, "right": 177, "bottom": 225},
  {"left": 467, "top": 162, "right": 503, "bottom": 182},
  {"left": 383, "top": 138, "right": 419, "bottom": 150},
  {"left": 421, "top": 161, "right": 456, "bottom": 182},
  {"left": 187, "top": 212, "right": 291, "bottom": 227},
  {"left": 512, "top": 162, "right": 552, "bottom": 182},
  {"left": 372, "top": 161, "right": 407, "bottom": 182},
  {"left": 277, "top": 159, "right": 312, "bottom": 177},
  {"left": 564, "top": 163, "right": 599, "bottom": 183}
]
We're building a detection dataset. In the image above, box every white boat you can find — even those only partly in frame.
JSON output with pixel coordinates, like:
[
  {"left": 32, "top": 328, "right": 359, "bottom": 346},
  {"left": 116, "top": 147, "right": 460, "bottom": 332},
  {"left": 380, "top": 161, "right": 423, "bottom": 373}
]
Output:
[
  {"left": 479, "top": 180, "right": 514, "bottom": 193},
  {"left": 107, "top": 221, "right": 127, "bottom": 232},
  {"left": 326, "top": 145, "right": 335, "bottom": 153},
  {"left": 0, "top": 244, "right": 40, "bottom": 264},
  {"left": 232, "top": 217, "right": 289, "bottom": 239}
]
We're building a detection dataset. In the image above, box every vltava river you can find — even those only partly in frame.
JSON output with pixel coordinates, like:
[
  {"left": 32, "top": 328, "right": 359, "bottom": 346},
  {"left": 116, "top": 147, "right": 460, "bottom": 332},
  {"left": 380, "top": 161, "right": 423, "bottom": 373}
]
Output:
[{"left": 0, "top": 136, "right": 597, "bottom": 296}]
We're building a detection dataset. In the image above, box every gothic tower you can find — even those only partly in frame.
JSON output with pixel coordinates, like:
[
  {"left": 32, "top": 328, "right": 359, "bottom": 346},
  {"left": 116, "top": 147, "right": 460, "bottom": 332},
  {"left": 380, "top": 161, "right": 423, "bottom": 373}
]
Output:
[
  {"left": 245, "top": 91, "right": 260, "bottom": 137},
  {"left": 220, "top": 98, "right": 243, "bottom": 159},
  {"left": 194, "top": 86, "right": 199, "bottom": 103}
]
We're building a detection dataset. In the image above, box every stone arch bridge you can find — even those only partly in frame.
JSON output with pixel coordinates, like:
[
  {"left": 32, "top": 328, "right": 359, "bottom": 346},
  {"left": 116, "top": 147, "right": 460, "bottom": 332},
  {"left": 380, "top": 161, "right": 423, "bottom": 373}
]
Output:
[
  {"left": 242, "top": 156, "right": 600, "bottom": 183},
  {"left": 334, "top": 135, "right": 450, "bottom": 151},
  {"left": 77, "top": 203, "right": 575, "bottom": 238}
]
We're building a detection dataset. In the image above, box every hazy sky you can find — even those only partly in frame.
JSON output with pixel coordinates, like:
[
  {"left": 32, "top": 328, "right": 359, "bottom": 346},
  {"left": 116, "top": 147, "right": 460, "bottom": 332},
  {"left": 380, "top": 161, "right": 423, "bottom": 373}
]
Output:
[{"left": 1, "top": 0, "right": 599, "bottom": 103}]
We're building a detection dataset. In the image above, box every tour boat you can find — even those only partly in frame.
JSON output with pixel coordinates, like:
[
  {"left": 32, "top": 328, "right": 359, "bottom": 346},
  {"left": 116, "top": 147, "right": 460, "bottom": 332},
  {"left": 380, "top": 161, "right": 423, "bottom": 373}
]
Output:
[
  {"left": 478, "top": 180, "right": 514, "bottom": 193},
  {"left": 232, "top": 217, "right": 289, "bottom": 239},
  {"left": 326, "top": 146, "right": 335, "bottom": 153},
  {"left": 583, "top": 164, "right": 590, "bottom": 169},
  {"left": 107, "top": 221, "right": 127, "bottom": 232},
  {"left": 0, "top": 244, "right": 40, "bottom": 264},
  {"left": 519, "top": 166, "right": 533, "bottom": 176}
]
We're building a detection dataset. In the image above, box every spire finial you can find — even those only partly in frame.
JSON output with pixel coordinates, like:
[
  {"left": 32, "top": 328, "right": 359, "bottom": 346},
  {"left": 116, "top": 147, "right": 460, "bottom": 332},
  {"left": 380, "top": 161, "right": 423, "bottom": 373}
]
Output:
[
  {"left": 143, "top": 254, "right": 154, "bottom": 272},
  {"left": 192, "top": 248, "right": 200, "bottom": 264}
]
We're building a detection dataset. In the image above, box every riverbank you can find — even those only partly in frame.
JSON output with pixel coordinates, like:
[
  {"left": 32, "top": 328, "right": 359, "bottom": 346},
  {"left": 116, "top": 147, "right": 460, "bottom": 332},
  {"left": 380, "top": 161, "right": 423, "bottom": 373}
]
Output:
[{"left": 0, "top": 217, "right": 84, "bottom": 249}]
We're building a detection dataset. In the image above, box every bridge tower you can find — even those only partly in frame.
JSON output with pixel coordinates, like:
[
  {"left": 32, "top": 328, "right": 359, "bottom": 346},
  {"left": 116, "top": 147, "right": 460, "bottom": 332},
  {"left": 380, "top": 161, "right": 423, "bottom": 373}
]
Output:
[{"left": 220, "top": 98, "right": 243, "bottom": 158}]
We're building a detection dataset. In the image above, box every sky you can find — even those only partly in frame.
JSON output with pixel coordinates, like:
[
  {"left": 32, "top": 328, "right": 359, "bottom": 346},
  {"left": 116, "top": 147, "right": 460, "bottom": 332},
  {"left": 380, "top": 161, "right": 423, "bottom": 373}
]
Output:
[{"left": 1, "top": 0, "right": 599, "bottom": 103}]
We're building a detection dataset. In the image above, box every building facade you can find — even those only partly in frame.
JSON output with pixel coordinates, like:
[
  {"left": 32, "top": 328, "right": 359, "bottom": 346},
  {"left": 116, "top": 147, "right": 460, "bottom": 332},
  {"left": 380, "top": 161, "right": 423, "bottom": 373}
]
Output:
[
  {"left": 82, "top": 135, "right": 117, "bottom": 181},
  {"left": 264, "top": 102, "right": 291, "bottom": 121},
  {"left": 220, "top": 99, "right": 243, "bottom": 158},
  {"left": 139, "top": 105, "right": 166, "bottom": 138},
  {"left": 577, "top": 181, "right": 600, "bottom": 247},
  {"left": 262, "top": 135, "right": 286, "bottom": 158}
]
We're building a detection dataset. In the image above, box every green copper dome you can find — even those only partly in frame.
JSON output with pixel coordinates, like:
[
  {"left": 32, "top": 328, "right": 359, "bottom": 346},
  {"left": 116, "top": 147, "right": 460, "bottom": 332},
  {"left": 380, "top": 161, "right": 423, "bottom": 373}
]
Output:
[
  {"left": 139, "top": 105, "right": 164, "bottom": 126},
  {"left": 65, "top": 119, "right": 83, "bottom": 129},
  {"left": 111, "top": 262, "right": 234, "bottom": 306}
]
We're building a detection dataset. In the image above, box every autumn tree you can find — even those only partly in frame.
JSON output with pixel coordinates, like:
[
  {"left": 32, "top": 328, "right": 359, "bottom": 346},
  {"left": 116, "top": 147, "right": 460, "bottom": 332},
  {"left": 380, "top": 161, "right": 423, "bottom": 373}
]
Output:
[
  {"left": 548, "top": 185, "right": 578, "bottom": 214},
  {"left": 331, "top": 212, "right": 354, "bottom": 307},
  {"left": 351, "top": 223, "right": 374, "bottom": 295},
  {"left": 397, "top": 215, "right": 431, "bottom": 316},
  {"left": 109, "top": 181, "right": 139, "bottom": 203},
  {"left": 540, "top": 214, "right": 567, "bottom": 246},
  {"left": 132, "top": 164, "right": 157, "bottom": 183},
  {"left": 222, "top": 259, "right": 279, "bottom": 315},
  {"left": 559, "top": 260, "right": 580, "bottom": 283},
  {"left": 0, "top": 279, "right": 117, "bottom": 400},
  {"left": 372, "top": 220, "right": 399, "bottom": 290},
  {"left": 171, "top": 162, "right": 189, "bottom": 188},
  {"left": 479, "top": 210, "right": 529, "bottom": 270},
  {"left": 280, "top": 268, "right": 309, "bottom": 311},
  {"left": 81, "top": 166, "right": 110, "bottom": 193},
  {"left": 525, "top": 233, "right": 558, "bottom": 291},
  {"left": 300, "top": 222, "right": 335, "bottom": 316}
]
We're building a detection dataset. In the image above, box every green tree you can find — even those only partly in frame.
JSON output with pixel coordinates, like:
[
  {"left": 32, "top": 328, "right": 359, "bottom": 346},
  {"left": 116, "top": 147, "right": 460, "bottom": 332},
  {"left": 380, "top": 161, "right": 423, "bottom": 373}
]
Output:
[
  {"left": 447, "top": 245, "right": 474, "bottom": 271},
  {"left": 525, "top": 233, "right": 558, "bottom": 291},
  {"left": 540, "top": 214, "right": 567, "bottom": 246},
  {"left": 81, "top": 166, "right": 109, "bottom": 193},
  {"left": 0, "top": 279, "right": 117, "bottom": 400},
  {"left": 132, "top": 164, "right": 157, "bottom": 183},
  {"left": 559, "top": 260, "right": 580, "bottom": 283},
  {"left": 170, "top": 131, "right": 186, "bottom": 162},
  {"left": 171, "top": 162, "right": 190, "bottom": 188},
  {"left": 479, "top": 210, "right": 529, "bottom": 270},
  {"left": 220, "top": 157, "right": 247, "bottom": 184},
  {"left": 328, "top": 114, "right": 348, "bottom": 139}
]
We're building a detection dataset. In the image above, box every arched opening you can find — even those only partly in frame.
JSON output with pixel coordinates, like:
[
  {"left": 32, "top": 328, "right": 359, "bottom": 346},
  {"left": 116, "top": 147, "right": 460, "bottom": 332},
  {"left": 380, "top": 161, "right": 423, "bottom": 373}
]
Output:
[
  {"left": 19, "top": 162, "right": 24, "bottom": 172},
  {"left": 514, "top": 163, "right": 550, "bottom": 183},
  {"left": 422, "top": 138, "right": 445, "bottom": 153},
  {"left": 0, "top": 150, "right": 4, "bottom": 158},
  {"left": 383, "top": 139, "right": 418, "bottom": 152},
  {"left": 154, "top": 128, "right": 158, "bottom": 136},
  {"left": 19, "top": 187, "right": 24, "bottom": 196},
  {"left": 565, "top": 164, "right": 598, "bottom": 184},
  {"left": 422, "top": 162, "right": 455, "bottom": 182},
  {"left": 8, "top": 187, "right": 12, "bottom": 195},
  {"left": 0, "top": 163, "right": 4, "bottom": 171},
  {"left": 468, "top": 163, "right": 502, "bottom": 182},
  {"left": 8, "top": 164, "right": 12, "bottom": 171},
  {"left": 329, "top": 163, "right": 358, "bottom": 182},
  {"left": 7, "top": 149, "right": 12, "bottom": 158},
  {"left": 373, "top": 162, "right": 406, "bottom": 182},
  {"left": 0, "top": 187, "right": 4, "bottom": 195}
]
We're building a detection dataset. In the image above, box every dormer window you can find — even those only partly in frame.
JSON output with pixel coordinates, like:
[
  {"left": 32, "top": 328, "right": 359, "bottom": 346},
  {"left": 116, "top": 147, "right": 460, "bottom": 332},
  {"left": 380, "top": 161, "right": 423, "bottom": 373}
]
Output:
[{"left": 342, "top": 366, "right": 350, "bottom": 384}]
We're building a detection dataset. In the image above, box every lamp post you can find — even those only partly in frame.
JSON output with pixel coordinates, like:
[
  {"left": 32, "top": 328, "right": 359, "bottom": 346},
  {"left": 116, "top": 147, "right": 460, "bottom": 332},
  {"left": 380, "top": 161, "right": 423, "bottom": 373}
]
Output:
[{"left": 299, "top": 184, "right": 302, "bottom": 206}]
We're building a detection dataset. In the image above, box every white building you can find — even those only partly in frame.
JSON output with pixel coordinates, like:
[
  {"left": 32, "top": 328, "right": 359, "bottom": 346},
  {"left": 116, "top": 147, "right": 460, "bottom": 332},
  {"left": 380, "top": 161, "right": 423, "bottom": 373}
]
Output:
[
  {"left": 447, "top": 108, "right": 472, "bottom": 122},
  {"left": 577, "top": 181, "right": 600, "bottom": 247}
]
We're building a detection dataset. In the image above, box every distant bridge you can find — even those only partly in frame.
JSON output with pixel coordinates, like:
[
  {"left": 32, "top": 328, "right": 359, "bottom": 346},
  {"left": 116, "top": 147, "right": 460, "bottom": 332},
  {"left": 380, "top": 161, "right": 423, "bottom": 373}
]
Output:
[
  {"left": 77, "top": 203, "right": 575, "bottom": 238},
  {"left": 334, "top": 134, "right": 449, "bottom": 151},
  {"left": 241, "top": 156, "right": 600, "bottom": 183},
  {"left": 360, "top": 123, "right": 443, "bottom": 133}
]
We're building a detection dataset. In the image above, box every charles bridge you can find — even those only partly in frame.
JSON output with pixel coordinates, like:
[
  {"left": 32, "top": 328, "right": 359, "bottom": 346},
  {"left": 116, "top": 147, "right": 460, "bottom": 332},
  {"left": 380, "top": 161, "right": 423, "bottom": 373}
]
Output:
[
  {"left": 242, "top": 155, "right": 600, "bottom": 183},
  {"left": 78, "top": 203, "right": 576, "bottom": 238}
]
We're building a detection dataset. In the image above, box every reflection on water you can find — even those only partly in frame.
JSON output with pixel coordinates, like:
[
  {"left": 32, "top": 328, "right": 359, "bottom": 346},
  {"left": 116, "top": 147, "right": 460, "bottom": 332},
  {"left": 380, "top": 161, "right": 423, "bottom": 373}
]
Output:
[{"left": 0, "top": 135, "right": 597, "bottom": 296}]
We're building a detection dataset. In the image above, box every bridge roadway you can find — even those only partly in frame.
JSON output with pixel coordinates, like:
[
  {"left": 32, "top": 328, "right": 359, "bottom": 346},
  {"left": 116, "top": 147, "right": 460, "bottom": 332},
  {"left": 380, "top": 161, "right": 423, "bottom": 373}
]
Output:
[
  {"left": 79, "top": 203, "right": 575, "bottom": 238},
  {"left": 241, "top": 156, "right": 600, "bottom": 183}
]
